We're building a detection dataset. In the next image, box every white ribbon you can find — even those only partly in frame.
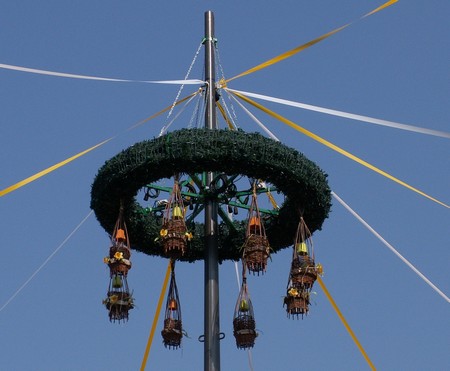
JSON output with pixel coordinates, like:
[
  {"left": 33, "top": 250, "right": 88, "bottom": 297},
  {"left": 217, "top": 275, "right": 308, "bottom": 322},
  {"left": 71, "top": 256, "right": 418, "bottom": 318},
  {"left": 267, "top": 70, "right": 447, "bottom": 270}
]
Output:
[
  {"left": 0, "top": 63, "right": 204, "bottom": 85},
  {"left": 228, "top": 93, "right": 280, "bottom": 141},
  {"left": 0, "top": 210, "right": 94, "bottom": 313},
  {"left": 332, "top": 191, "right": 450, "bottom": 304},
  {"left": 226, "top": 88, "right": 450, "bottom": 139}
]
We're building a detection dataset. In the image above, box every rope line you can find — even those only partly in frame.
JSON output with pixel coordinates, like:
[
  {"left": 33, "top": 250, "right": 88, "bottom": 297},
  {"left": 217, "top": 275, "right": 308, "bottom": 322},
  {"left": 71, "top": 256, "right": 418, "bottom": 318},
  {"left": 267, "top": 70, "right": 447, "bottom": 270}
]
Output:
[
  {"left": 317, "top": 276, "right": 376, "bottom": 370},
  {"left": 159, "top": 91, "right": 200, "bottom": 136},
  {"left": 230, "top": 90, "right": 450, "bottom": 209},
  {"left": 227, "top": 89, "right": 450, "bottom": 139},
  {"left": 332, "top": 191, "right": 450, "bottom": 303},
  {"left": 140, "top": 261, "right": 172, "bottom": 371},
  {"left": 0, "top": 210, "right": 94, "bottom": 313},
  {"left": 165, "top": 42, "right": 204, "bottom": 121}
]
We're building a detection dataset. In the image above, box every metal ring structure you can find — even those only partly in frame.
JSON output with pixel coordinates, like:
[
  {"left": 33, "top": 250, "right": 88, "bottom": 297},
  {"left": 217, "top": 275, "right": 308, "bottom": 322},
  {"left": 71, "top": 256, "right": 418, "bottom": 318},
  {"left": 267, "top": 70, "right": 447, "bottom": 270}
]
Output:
[{"left": 91, "top": 128, "right": 331, "bottom": 262}]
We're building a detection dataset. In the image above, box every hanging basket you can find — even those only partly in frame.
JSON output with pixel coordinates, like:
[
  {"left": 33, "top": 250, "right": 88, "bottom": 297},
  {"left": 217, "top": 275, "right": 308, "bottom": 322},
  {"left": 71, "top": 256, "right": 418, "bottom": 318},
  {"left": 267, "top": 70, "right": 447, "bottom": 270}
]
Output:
[
  {"left": 283, "top": 294, "right": 309, "bottom": 319},
  {"left": 161, "top": 260, "right": 184, "bottom": 349},
  {"left": 161, "top": 318, "right": 183, "bottom": 349},
  {"left": 233, "top": 272, "right": 257, "bottom": 349},
  {"left": 107, "top": 244, "right": 132, "bottom": 276},
  {"left": 107, "top": 260, "right": 131, "bottom": 276},
  {"left": 242, "top": 186, "right": 271, "bottom": 275},
  {"left": 105, "top": 291, "right": 134, "bottom": 323},
  {"left": 290, "top": 256, "right": 317, "bottom": 289},
  {"left": 162, "top": 219, "right": 188, "bottom": 259},
  {"left": 159, "top": 178, "right": 190, "bottom": 260},
  {"left": 91, "top": 128, "right": 332, "bottom": 262},
  {"left": 103, "top": 215, "right": 134, "bottom": 323},
  {"left": 109, "top": 244, "right": 131, "bottom": 260},
  {"left": 233, "top": 314, "right": 257, "bottom": 349},
  {"left": 243, "top": 234, "right": 270, "bottom": 275}
]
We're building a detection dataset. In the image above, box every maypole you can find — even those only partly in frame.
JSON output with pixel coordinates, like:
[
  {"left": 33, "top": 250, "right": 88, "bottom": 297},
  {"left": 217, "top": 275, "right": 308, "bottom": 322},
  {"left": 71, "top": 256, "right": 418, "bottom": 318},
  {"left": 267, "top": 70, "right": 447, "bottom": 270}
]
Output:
[
  {"left": 203, "top": 10, "right": 221, "bottom": 371},
  {"left": 91, "top": 10, "right": 332, "bottom": 371}
]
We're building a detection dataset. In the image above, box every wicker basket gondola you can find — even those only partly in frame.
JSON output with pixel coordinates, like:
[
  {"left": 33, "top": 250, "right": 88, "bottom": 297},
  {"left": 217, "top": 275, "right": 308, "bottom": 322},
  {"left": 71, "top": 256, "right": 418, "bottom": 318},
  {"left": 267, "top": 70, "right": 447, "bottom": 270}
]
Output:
[
  {"left": 243, "top": 234, "right": 270, "bottom": 275},
  {"left": 161, "top": 260, "right": 184, "bottom": 350},
  {"left": 233, "top": 314, "right": 257, "bottom": 349},
  {"left": 105, "top": 291, "right": 134, "bottom": 323},
  {"left": 162, "top": 219, "right": 187, "bottom": 259},
  {"left": 290, "top": 256, "right": 317, "bottom": 289},
  {"left": 283, "top": 294, "right": 309, "bottom": 319},
  {"left": 161, "top": 318, "right": 183, "bottom": 349}
]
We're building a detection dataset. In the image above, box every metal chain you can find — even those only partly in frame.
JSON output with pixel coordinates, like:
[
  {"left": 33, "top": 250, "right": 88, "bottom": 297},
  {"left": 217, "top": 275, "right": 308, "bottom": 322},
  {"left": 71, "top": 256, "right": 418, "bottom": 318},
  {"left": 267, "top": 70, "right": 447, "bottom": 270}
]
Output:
[{"left": 165, "top": 42, "right": 203, "bottom": 123}]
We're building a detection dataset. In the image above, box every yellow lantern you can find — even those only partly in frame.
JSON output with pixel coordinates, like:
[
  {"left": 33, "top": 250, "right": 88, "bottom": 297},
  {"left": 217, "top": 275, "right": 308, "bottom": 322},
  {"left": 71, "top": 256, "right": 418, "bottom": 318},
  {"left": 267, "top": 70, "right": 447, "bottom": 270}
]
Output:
[
  {"left": 296, "top": 242, "right": 308, "bottom": 255},
  {"left": 172, "top": 206, "right": 183, "bottom": 219},
  {"left": 239, "top": 299, "right": 249, "bottom": 312}
]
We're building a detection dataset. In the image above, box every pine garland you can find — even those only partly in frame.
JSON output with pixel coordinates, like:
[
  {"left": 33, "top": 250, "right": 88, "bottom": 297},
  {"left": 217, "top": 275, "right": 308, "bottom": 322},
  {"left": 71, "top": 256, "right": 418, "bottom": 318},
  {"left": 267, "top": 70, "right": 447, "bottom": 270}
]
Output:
[{"left": 91, "top": 128, "right": 331, "bottom": 262}]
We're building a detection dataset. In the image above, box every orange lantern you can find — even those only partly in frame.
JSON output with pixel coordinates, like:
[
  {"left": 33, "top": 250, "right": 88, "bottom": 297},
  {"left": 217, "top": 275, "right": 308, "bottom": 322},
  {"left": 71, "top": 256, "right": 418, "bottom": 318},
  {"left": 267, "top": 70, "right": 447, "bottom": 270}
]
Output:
[
  {"left": 169, "top": 299, "right": 178, "bottom": 311},
  {"left": 249, "top": 216, "right": 261, "bottom": 234},
  {"left": 116, "top": 228, "right": 126, "bottom": 241}
]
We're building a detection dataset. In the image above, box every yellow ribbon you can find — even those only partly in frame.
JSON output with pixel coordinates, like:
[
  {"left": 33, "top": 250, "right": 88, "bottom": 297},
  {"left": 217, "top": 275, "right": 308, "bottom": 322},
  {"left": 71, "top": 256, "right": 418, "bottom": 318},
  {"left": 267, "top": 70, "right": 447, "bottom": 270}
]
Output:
[
  {"left": 0, "top": 139, "right": 112, "bottom": 197},
  {"left": 226, "top": 0, "right": 398, "bottom": 83},
  {"left": 230, "top": 90, "right": 450, "bottom": 209},
  {"left": 140, "top": 261, "right": 172, "bottom": 371},
  {"left": 317, "top": 276, "right": 376, "bottom": 370},
  {"left": 0, "top": 92, "right": 199, "bottom": 197},
  {"left": 216, "top": 101, "right": 235, "bottom": 130}
]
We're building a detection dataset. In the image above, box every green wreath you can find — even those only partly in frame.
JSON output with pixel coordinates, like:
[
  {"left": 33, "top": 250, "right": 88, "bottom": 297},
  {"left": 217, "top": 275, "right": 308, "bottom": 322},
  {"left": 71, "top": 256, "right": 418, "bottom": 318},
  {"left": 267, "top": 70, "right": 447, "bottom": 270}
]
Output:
[{"left": 91, "top": 128, "right": 331, "bottom": 262}]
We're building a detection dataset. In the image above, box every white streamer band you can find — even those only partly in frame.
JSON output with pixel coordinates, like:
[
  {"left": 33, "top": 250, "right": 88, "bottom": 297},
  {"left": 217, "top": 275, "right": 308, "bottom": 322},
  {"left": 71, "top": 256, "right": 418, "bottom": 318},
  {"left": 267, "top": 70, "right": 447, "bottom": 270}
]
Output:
[
  {"left": 0, "top": 63, "right": 204, "bottom": 85},
  {"left": 228, "top": 93, "right": 279, "bottom": 141},
  {"left": 0, "top": 210, "right": 94, "bottom": 313},
  {"left": 226, "top": 88, "right": 450, "bottom": 139},
  {"left": 332, "top": 191, "right": 450, "bottom": 303}
]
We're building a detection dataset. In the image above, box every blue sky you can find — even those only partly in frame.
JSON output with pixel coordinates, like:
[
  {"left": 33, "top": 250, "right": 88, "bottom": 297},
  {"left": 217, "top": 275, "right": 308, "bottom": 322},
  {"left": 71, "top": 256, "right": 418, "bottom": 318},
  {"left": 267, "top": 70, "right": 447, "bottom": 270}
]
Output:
[{"left": 1, "top": 1, "right": 449, "bottom": 370}]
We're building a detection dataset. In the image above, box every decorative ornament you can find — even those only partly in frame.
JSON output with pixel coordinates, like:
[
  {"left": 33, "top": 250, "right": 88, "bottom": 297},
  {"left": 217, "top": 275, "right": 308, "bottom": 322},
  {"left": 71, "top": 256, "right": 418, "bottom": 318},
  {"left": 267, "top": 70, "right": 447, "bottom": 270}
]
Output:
[
  {"left": 233, "top": 263, "right": 257, "bottom": 349},
  {"left": 91, "top": 129, "right": 331, "bottom": 262},
  {"left": 161, "top": 260, "right": 184, "bottom": 349},
  {"left": 159, "top": 176, "right": 190, "bottom": 259},
  {"left": 242, "top": 183, "right": 271, "bottom": 275},
  {"left": 103, "top": 206, "right": 134, "bottom": 323},
  {"left": 284, "top": 217, "right": 318, "bottom": 319}
]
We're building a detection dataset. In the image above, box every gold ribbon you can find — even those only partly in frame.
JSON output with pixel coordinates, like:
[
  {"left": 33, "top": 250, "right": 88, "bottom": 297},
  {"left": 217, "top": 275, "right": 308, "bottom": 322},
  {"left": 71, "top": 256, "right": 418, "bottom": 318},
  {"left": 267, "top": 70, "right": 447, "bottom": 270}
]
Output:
[
  {"left": 0, "top": 92, "right": 198, "bottom": 197},
  {"left": 230, "top": 90, "right": 450, "bottom": 209},
  {"left": 140, "top": 261, "right": 172, "bottom": 371},
  {"left": 226, "top": 0, "right": 398, "bottom": 83},
  {"left": 317, "top": 276, "right": 376, "bottom": 370},
  {"left": 216, "top": 101, "right": 235, "bottom": 130},
  {"left": 0, "top": 139, "right": 112, "bottom": 197}
]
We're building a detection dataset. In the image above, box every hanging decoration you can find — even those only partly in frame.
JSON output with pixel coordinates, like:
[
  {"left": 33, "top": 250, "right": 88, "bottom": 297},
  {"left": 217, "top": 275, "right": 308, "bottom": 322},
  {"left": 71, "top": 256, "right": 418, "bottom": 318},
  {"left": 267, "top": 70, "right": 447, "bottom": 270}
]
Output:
[
  {"left": 91, "top": 128, "right": 331, "bottom": 263},
  {"left": 160, "top": 176, "right": 192, "bottom": 259},
  {"left": 103, "top": 208, "right": 134, "bottom": 323},
  {"left": 233, "top": 263, "right": 257, "bottom": 349},
  {"left": 242, "top": 183, "right": 271, "bottom": 275},
  {"left": 284, "top": 217, "right": 320, "bottom": 319},
  {"left": 161, "top": 260, "right": 184, "bottom": 349}
]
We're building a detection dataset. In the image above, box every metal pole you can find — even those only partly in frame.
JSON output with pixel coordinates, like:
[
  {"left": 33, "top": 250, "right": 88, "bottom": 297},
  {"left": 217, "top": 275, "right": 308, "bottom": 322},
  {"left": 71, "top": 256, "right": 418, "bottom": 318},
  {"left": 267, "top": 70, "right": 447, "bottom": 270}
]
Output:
[{"left": 203, "top": 10, "right": 220, "bottom": 371}]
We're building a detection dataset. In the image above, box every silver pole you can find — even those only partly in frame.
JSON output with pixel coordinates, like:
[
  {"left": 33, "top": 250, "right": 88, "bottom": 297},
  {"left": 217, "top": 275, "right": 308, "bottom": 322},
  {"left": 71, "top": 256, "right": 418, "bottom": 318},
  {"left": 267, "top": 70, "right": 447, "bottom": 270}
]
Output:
[{"left": 203, "top": 11, "right": 220, "bottom": 371}]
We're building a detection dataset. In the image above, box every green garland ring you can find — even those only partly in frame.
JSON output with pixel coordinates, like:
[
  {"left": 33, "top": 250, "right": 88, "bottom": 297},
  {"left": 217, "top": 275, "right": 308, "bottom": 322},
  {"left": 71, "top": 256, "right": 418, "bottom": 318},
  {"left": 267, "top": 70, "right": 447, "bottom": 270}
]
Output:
[{"left": 91, "top": 128, "right": 332, "bottom": 262}]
